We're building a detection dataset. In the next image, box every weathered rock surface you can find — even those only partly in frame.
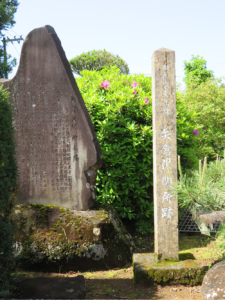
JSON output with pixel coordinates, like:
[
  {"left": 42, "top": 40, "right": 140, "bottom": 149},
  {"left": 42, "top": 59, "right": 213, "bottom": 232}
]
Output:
[
  {"left": 133, "top": 253, "right": 205, "bottom": 285},
  {"left": 198, "top": 210, "right": 225, "bottom": 234},
  {"left": 12, "top": 202, "right": 136, "bottom": 272},
  {"left": 202, "top": 260, "right": 225, "bottom": 300},
  {"left": 0, "top": 25, "right": 103, "bottom": 211}
]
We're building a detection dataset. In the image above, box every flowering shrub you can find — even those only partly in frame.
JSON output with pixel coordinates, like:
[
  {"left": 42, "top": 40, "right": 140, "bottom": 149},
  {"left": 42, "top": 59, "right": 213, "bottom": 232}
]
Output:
[
  {"left": 100, "top": 80, "right": 110, "bottom": 89},
  {"left": 131, "top": 82, "right": 138, "bottom": 88},
  {"left": 77, "top": 66, "right": 153, "bottom": 234},
  {"left": 76, "top": 66, "right": 200, "bottom": 234},
  {"left": 193, "top": 129, "right": 199, "bottom": 136}
]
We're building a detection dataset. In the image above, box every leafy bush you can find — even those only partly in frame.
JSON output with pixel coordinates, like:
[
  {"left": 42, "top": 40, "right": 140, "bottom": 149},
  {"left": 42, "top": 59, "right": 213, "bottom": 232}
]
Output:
[
  {"left": 0, "top": 85, "right": 18, "bottom": 297},
  {"left": 176, "top": 88, "right": 200, "bottom": 171},
  {"left": 178, "top": 78, "right": 225, "bottom": 160},
  {"left": 77, "top": 66, "right": 153, "bottom": 234},
  {"left": 76, "top": 66, "right": 200, "bottom": 235},
  {"left": 69, "top": 49, "right": 129, "bottom": 76}
]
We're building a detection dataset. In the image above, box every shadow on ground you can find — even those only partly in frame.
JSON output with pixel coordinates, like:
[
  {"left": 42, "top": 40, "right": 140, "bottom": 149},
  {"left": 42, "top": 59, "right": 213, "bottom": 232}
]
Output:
[{"left": 9, "top": 275, "right": 161, "bottom": 299}]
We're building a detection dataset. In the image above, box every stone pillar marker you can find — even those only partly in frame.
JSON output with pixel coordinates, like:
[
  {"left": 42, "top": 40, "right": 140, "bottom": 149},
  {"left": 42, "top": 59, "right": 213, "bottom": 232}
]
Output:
[
  {"left": 152, "top": 48, "right": 178, "bottom": 260},
  {"left": 133, "top": 49, "right": 204, "bottom": 285}
]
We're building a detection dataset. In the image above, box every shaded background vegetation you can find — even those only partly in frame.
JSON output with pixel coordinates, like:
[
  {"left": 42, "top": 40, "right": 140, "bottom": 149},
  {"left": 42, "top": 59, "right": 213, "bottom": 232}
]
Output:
[{"left": 0, "top": 86, "right": 19, "bottom": 297}]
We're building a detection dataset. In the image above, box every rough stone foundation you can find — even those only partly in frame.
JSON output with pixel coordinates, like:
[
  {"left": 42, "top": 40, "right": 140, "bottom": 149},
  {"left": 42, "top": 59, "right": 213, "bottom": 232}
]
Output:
[{"left": 133, "top": 253, "right": 205, "bottom": 285}]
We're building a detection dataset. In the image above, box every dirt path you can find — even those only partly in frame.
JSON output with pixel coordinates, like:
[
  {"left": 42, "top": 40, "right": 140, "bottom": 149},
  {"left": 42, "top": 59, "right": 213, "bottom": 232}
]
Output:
[
  {"left": 78, "top": 267, "right": 203, "bottom": 299},
  {"left": 12, "top": 266, "right": 203, "bottom": 299}
]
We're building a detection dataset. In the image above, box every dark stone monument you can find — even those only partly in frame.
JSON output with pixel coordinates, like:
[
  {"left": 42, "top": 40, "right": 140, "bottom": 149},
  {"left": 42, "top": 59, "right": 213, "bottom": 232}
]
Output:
[{"left": 0, "top": 25, "right": 103, "bottom": 210}]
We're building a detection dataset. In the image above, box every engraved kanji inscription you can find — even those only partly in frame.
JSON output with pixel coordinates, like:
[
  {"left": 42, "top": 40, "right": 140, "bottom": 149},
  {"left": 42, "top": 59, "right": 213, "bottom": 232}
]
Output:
[{"left": 0, "top": 25, "right": 103, "bottom": 211}]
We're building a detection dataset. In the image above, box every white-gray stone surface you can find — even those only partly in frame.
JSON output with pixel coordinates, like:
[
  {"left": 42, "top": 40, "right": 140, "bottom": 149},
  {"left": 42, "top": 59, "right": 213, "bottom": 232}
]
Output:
[
  {"left": 202, "top": 260, "right": 225, "bottom": 299},
  {"left": 152, "top": 48, "right": 178, "bottom": 259}
]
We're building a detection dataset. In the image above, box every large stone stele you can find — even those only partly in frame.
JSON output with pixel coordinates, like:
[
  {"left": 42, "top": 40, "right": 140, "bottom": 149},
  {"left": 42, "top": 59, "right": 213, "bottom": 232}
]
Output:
[
  {"left": 12, "top": 202, "right": 136, "bottom": 272},
  {"left": 201, "top": 260, "right": 225, "bottom": 300},
  {"left": 0, "top": 25, "right": 103, "bottom": 211}
]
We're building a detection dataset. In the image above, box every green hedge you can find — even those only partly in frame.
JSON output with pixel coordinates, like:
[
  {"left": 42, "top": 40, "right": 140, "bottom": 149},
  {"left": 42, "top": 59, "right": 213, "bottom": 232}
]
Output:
[
  {"left": 76, "top": 66, "right": 199, "bottom": 234},
  {"left": 0, "top": 86, "right": 18, "bottom": 297}
]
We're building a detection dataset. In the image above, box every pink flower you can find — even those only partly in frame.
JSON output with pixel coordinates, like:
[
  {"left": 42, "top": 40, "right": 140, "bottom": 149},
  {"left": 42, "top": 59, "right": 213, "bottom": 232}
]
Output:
[
  {"left": 145, "top": 98, "right": 149, "bottom": 104},
  {"left": 100, "top": 80, "right": 110, "bottom": 89},
  {"left": 131, "top": 82, "right": 138, "bottom": 88},
  {"left": 137, "top": 125, "right": 140, "bottom": 128},
  {"left": 149, "top": 127, "right": 152, "bottom": 130},
  {"left": 132, "top": 91, "right": 137, "bottom": 94},
  {"left": 193, "top": 129, "right": 199, "bottom": 136}
]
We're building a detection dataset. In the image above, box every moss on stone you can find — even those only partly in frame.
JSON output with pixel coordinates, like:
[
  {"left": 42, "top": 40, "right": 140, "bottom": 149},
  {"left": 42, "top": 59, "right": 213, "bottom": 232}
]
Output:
[
  {"left": 133, "top": 253, "right": 205, "bottom": 286},
  {"left": 12, "top": 202, "right": 135, "bottom": 272},
  {"left": 155, "top": 258, "right": 180, "bottom": 266}
]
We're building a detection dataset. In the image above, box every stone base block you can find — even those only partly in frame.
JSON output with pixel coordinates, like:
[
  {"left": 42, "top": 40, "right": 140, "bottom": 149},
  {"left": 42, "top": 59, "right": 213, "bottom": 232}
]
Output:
[{"left": 132, "top": 253, "right": 205, "bottom": 285}]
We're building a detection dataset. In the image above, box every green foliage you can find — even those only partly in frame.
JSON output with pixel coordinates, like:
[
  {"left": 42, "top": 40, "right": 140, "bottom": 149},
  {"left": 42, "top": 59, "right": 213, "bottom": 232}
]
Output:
[
  {"left": 76, "top": 66, "right": 199, "bottom": 235},
  {"left": 0, "top": 48, "right": 16, "bottom": 78},
  {"left": 183, "top": 55, "right": 214, "bottom": 88},
  {"left": 77, "top": 66, "right": 152, "bottom": 234},
  {"left": 171, "top": 156, "right": 225, "bottom": 213},
  {"left": 176, "top": 89, "right": 200, "bottom": 171},
  {"left": 178, "top": 78, "right": 225, "bottom": 159},
  {"left": 0, "top": 0, "right": 19, "bottom": 79},
  {"left": 216, "top": 223, "right": 225, "bottom": 250},
  {"left": 0, "top": 85, "right": 18, "bottom": 297},
  {"left": 0, "top": 0, "right": 19, "bottom": 34},
  {"left": 69, "top": 49, "right": 129, "bottom": 76}
]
